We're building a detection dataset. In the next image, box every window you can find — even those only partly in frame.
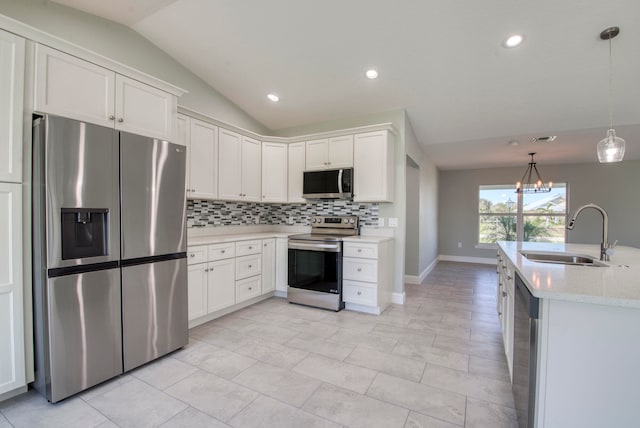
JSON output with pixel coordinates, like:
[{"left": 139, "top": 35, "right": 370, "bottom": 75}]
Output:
[{"left": 478, "top": 184, "right": 567, "bottom": 244}]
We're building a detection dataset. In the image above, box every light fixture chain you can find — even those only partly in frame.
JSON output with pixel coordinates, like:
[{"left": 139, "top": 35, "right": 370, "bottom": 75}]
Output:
[{"left": 609, "top": 35, "right": 613, "bottom": 130}]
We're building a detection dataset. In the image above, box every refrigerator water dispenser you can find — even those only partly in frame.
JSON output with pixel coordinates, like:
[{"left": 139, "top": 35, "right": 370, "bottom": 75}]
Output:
[{"left": 61, "top": 208, "right": 109, "bottom": 260}]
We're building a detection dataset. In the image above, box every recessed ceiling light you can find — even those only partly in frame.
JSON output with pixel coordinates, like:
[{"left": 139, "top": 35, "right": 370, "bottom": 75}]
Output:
[
  {"left": 503, "top": 34, "right": 525, "bottom": 48},
  {"left": 508, "top": 140, "right": 520, "bottom": 146},
  {"left": 267, "top": 93, "right": 279, "bottom": 102},
  {"left": 365, "top": 69, "right": 379, "bottom": 79}
]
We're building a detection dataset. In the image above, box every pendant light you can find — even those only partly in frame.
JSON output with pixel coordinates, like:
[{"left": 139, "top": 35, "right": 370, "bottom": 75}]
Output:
[
  {"left": 515, "top": 153, "right": 552, "bottom": 194},
  {"left": 597, "top": 26, "right": 625, "bottom": 163}
]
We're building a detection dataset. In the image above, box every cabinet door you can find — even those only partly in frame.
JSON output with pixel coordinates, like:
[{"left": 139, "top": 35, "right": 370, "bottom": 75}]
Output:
[
  {"left": 34, "top": 44, "right": 115, "bottom": 128},
  {"left": 218, "top": 128, "right": 242, "bottom": 201},
  {"left": 176, "top": 114, "right": 190, "bottom": 194},
  {"left": 0, "top": 183, "right": 25, "bottom": 395},
  {"left": 189, "top": 119, "right": 218, "bottom": 200},
  {"left": 354, "top": 131, "right": 394, "bottom": 202},
  {"left": 287, "top": 142, "right": 305, "bottom": 203},
  {"left": 261, "top": 142, "right": 287, "bottom": 203},
  {"left": 305, "top": 138, "right": 329, "bottom": 170},
  {"left": 241, "top": 136, "right": 262, "bottom": 202},
  {"left": 261, "top": 239, "right": 276, "bottom": 293},
  {"left": 187, "top": 263, "right": 208, "bottom": 320},
  {"left": 275, "top": 238, "right": 288, "bottom": 292},
  {"left": 328, "top": 135, "right": 353, "bottom": 168},
  {"left": 0, "top": 30, "right": 24, "bottom": 183},
  {"left": 207, "top": 258, "right": 236, "bottom": 313},
  {"left": 114, "top": 74, "right": 175, "bottom": 141}
]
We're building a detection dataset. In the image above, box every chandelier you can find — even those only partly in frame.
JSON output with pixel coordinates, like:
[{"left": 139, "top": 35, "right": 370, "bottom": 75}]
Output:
[{"left": 515, "top": 153, "right": 552, "bottom": 194}]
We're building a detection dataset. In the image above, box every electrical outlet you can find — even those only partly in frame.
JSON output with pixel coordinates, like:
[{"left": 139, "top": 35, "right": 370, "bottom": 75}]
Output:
[
  {"left": 388, "top": 217, "right": 399, "bottom": 227},
  {"left": 287, "top": 216, "right": 294, "bottom": 225},
  {"left": 457, "top": 242, "right": 462, "bottom": 248},
  {"left": 378, "top": 218, "right": 385, "bottom": 227}
]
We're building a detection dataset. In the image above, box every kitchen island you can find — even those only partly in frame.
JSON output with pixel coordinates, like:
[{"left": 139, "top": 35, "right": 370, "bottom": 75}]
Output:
[{"left": 498, "top": 241, "right": 640, "bottom": 428}]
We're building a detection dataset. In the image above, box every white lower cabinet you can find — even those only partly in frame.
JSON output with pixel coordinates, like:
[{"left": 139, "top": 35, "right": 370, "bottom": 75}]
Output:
[
  {"left": 496, "top": 248, "right": 514, "bottom": 379},
  {"left": 342, "top": 239, "right": 393, "bottom": 315},
  {"left": 187, "top": 236, "right": 279, "bottom": 326},
  {"left": 0, "top": 183, "right": 25, "bottom": 396}
]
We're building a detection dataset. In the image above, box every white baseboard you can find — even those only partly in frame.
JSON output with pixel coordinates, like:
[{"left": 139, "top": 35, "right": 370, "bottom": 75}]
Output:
[
  {"left": 274, "top": 290, "right": 287, "bottom": 298},
  {"left": 391, "top": 292, "right": 406, "bottom": 304},
  {"left": 438, "top": 254, "right": 497, "bottom": 265},
  {"left": 345, "top": 302, "right": 381, "bottom": 315},
  {"left": 404, "top": 258, "right": 439, "bottom": 284}
]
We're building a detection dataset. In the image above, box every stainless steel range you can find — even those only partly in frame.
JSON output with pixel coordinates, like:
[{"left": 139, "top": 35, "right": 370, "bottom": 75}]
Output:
[{"left": 288, "top": 215, "right": 359, "bottom": 311}]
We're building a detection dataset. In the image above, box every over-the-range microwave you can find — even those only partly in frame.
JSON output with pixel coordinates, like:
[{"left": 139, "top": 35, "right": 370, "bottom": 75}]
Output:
[{"left": 303, "top": 168, "right": 353, "bottom": 199}]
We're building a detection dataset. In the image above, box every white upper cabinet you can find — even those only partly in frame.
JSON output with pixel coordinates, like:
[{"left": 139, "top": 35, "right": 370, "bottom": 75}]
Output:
[
  {"left": 218, "top": 129, "right": 261, "bottom": 202},
  {"left": 0, "top": 30, "right": 25, "bottom": 183},
  {"left": 305, "top": 135, "right": 353, "bottom": 171},
  {"left": 34, "top": 45, "right": 176, "bottom": 141},
  {"left": 188, "top": 118, "right": 218, "bottom": 200},
  {"left": 287, "top": 142, "right": 305, "bottom": 203},
  {"left": 114, "top": 75, "right": 175, "bottom": 141},
  {"left": 354, "top": 130, "right": 394, "bottom": 202},
  {"left": 261, "top": 142, "right": 287, "bottom": 203}
]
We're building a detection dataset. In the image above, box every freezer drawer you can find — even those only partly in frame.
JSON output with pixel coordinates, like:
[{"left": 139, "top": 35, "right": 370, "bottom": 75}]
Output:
[
  {"left": 43, "top": 268, "right": 122, "bottom": 402},
  {"left": 122, "top": 258, "right": 188, "bottom": 371}
]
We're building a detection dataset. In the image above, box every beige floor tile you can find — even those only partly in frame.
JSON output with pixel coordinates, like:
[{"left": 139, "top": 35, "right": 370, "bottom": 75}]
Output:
[
  {"left": 230, "top": 395, "right": 341, "bottom": 428},
  {"left": 0, "top": 414, "right": 12, "bottom": 428},
  {"left": 404, "top": 411, "right": 463, "bottom": 428},
  {"left": 468, "top": 356, "right": 511, "bottom": 383},
  {"left": 464, "top": 398, "right": 518, "bottom": 428},
  {"left": 233, "top": 338, "right": 309, "bottom": 369},
  {"left": 432, "top": 335, "right": 506, "bottom": 362},
  {"left": 421, "top": 364, "right": 514, "bottom": 408},
  {"left": 173, "top": 339, "right": 257, "bottom": 379},
  {"left": 87, "top": 378, "right": 187, "bottom": 428},
  {"left": 367, "top": 373, "right": 466, "bottom": 426},
  {"left": 392, "top": 343, "right": 469, "bottom": 372},
  {"left": 159, "top": 407, "right": 229, "bottom": 427},
  {"left": 370, "top": 323, "right": 436, "bottom": 346},
  {"left": 327, "top": 328, "right": 398, "bottom": 352},
  {"left": 285, "top": 336, "right": 355, "bottom": 361},
  {"left": 79, "top": 374, "right": 136, "bottom": 401},
  {"left": 232, "top": 362, "right": 322, "bottom": 407},
  {"left": 189, "top": 325, "right": 257, "bottom": 350},
  {"left": 165, "top": 371, "right": 258, "bottom": 422},
  {"left": 406, "top": 319, "right": 471, "bottom": 340},
  {"left": 239, "top": 322, "right": 301, "bottom": 343},
  {"left": 0, "top": 390, "right": 107, "bottom": 428},
  {"left": 131, "top": 356, "right": 199, "bottom": 390},
  {"left": 345, "top": 345, "right": 426, "bottom": 381},
  {"left": 293, "top": 354, "right": 377, "bottom": 394},
  {"left": 303, "top": 383, "right": 409, "bottom": 428}
]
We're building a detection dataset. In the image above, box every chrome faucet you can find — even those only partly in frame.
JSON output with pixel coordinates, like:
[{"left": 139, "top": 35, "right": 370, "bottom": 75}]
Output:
[{"left": 566, "top": 203, "right": 616, "bottom": 261}]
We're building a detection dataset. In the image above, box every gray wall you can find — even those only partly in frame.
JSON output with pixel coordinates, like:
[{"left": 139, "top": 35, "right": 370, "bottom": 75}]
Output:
[
  {"left": 405, "top": 157, "right": 420, "bottom": 276},
  {"left": 438, "top": 160, "right": 640, "bottom": 259},
  {"left": 0, "top": 0, "right": 269, "bottom": 134}
]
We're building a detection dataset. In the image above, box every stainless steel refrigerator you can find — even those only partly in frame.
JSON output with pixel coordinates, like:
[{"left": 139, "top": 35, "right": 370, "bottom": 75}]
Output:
[{"left": 32, "top": 114, "right": 188, "bottom": 403}]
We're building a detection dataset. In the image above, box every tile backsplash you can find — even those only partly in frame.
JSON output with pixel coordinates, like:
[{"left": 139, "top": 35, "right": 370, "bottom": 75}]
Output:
[{"left": 187, "top": 200, "right": 379, "bottom": 228}]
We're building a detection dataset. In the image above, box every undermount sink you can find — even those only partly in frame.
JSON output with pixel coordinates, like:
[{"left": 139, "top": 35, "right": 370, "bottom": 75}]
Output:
[{"left": 520, "top": 251, "right": 609, "bottom": 267}]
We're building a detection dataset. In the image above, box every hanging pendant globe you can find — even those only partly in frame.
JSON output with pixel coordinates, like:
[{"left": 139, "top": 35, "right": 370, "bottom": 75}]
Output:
[{"left": 597, "top": 128, "right": 625, "bottom": 163}]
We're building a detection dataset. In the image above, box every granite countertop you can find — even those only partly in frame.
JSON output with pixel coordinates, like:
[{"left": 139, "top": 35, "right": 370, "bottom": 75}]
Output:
[{"left": 498, "top": 241, "right": 640, "bottom": 308}]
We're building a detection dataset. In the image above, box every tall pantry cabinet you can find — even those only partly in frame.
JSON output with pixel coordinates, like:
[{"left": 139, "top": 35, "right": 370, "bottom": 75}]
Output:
[{"left": 0, "top": 29, "right": 26, "bottom": 398}]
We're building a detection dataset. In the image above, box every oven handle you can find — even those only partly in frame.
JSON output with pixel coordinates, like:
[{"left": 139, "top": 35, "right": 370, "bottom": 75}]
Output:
[
  {"left": 288, "top": 241, "right": 341, "bottom": 253},
  {"left": 338, "top": 169, "right": 343, "bottom": 194}
]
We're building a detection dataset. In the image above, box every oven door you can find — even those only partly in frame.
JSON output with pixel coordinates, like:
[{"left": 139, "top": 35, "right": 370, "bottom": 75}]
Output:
[{"left": 288, "top": 241, "right": 342, "bottom": 294}]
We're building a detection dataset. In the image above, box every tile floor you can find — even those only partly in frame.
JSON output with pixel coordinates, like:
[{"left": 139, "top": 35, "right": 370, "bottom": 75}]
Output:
[{"left": 0, "top": 262, "right": 518, "bottom": 427}]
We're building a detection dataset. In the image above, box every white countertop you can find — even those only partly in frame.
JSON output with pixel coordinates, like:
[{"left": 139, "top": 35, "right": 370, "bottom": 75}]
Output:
[
  {"left": 342, "top": 236, "right": 394, "bottom": 243},
  {"left": 188, "top": 231, "right": 297, "bottom": 246},
  {"left": 498, "top": 241, "right": 640, "bottom": 308}
]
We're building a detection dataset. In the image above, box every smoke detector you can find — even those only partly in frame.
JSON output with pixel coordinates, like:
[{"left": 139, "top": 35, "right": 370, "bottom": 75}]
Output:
[{"left": 529, "top": 136, "right": 557, "bottom": 143}]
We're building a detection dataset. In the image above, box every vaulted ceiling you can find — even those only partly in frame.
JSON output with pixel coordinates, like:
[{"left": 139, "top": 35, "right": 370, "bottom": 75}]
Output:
[{"left": 50, "top": 0, "right": 640, "bottom": 169}]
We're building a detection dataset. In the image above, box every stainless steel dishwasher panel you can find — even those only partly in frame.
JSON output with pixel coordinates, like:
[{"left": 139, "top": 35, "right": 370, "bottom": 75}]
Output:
[
  {"left": 46, "top": 268, "right": 123, "bottom": 402},
  {"left": 122, "top": 258, "right": 188, "bottom": 371},
  {"left": 513, "top": 273, "right": 540, "bottom": 428}
]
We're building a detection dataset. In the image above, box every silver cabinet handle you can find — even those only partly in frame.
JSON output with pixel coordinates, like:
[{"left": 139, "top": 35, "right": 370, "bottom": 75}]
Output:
[
  {"left": 221, "top": 250, "right": 225, "bottom": 253},
  {"left": 502, "top": 291, "right": 507, "bottom": 297},
  {"left": 108, "top": 115, "right": 115, "bottom": 120},
  {"left": 189, "top": 253, "right": 195, "bottom": 258},
  {"left": 204, "top": 268, "right": 209, "bottom": 272},
  {"left": 248, "top": 265, "right": 252, "bottom": 268},
  {"left": 117, "top": 118, "right": 124, "bottom": 123},
  {"left": 248, "top": 246, "right": 252, "bottom": 250},
  {"left": 357, "top": 249, "right": 362, "bottom": 253},
  {"left": 248, "top": 287, "right": 252, "bottom": 290},
  {"left": 357, "top": 268, "right": 362, "bottom": 272},
  {"left": 357, "top": 291, "right": 362, "bottom": 295},
  {"left": 507, "top": 275, "right": 512, "bottom": 280},
  {"left": 264, "top": 243, "right": 267, "bottom": 247}
]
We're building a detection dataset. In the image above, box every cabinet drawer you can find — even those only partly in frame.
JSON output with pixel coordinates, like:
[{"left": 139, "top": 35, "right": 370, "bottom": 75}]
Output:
[
  {"left": 343, "top": 243, "right": 378, "bottom": 259},
  {"left": 236, "top": 240, "right": 262, "bottom": 256},
  {"left": 236, "top": 275, "right": 261, "bottom": 303},
  {"left": 343, "top": 281, "right": 377, "bottom": 306},
  {"left": 187, "top": 246, "right": 207, "bottom": 265},
  {"left": 236, "top": 254, "right": 261, "bottom": 279},
  {"left": 208, "top": 242, "right": 235, "bottom": 261},
  {"left": 343, "top": 258, "right": 377, "bottom": 282}
]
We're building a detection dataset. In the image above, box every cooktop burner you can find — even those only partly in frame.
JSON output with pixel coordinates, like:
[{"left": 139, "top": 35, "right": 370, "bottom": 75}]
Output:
[{"left": 289, "top": 216, "right": 360, "bottom": 242}]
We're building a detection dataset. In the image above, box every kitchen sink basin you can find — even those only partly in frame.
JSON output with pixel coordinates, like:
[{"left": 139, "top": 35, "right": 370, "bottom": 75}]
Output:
[{"left": 520, "top": 251, "right": 609, "bottom": 267}]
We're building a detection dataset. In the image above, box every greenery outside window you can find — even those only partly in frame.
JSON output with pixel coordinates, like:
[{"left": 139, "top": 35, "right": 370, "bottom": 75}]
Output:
[{"left": 479, "top": 184, "right": 567, "bottom": 244}]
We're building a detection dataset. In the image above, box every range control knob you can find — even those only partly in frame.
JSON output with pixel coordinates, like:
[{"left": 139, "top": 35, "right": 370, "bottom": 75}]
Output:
[{"left": 312, "top": 218, "right": 318, "bottom": 223}]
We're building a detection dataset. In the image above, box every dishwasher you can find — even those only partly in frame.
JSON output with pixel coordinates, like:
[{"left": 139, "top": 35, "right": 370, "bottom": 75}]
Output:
[{"left": 512, "top": 273, "right": 540, "bottom": 428}]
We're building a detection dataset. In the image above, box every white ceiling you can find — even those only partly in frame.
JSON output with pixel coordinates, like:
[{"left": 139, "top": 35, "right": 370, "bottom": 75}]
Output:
[{"left": 51, "top": 0, "right": 640, "bottom": 169}]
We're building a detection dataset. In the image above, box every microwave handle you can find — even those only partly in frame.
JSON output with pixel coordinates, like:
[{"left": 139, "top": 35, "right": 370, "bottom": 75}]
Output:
[{"left": 338, "top": 169, "right": 343, "bottom": 194}]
